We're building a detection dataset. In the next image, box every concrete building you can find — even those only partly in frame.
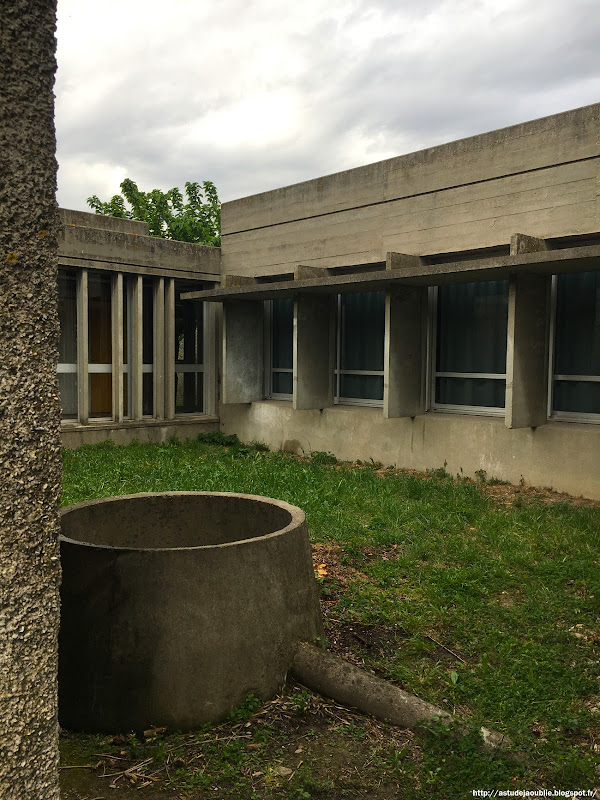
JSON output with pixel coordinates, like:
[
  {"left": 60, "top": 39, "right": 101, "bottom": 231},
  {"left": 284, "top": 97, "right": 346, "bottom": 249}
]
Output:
[{"left": 58, "top": 103, "right": 600, "bottom": 499}]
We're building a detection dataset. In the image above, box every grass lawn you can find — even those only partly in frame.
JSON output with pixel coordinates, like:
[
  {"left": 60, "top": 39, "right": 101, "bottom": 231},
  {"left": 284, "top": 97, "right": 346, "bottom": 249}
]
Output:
[{"left": 60, "top": 435, "right": 600, "bottom": 799}]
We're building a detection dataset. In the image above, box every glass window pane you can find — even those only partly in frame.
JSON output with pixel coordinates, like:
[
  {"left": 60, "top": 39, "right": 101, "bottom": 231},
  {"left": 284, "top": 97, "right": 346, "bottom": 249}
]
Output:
[
  {"left": 143, "top": 372, "right": 153, "bottom": 416},
  {"left": 88, "top": 272, "right": 112, "bottom": 418},
  {"left": 58, "top": 269, "right": 77, "bottom": 364},
  {"left": 272, "top": 298, "right": 293, "bottom": 370},
  {"left": 58, "top": 268, "right": 78, "bottom": 419},
  {"left": 175, "top": 282, "right": 203, "bottom": 365},
  {"left": 340, "top": 292, "right": 385, "bottom": 372},
  {"left": 340, "top": 374, "right": 384, "bottom": 401},
  {"left": 175, "top": 372, "right": 203, "bottom": 413},
  {"left": 436, "top": 377, "right": 506, "bottom": 408},
  {"left": 555, "top": 272, "right": 600, "bottom": 377},
  {"left": 58, "top": 373, "right": 77, "bottom": 420},
  {"left": 437, "top": 281, "right": 508, "bottom": 375},
  {"left": 143, "top": 278, "right": 154, "bottom": 366},
  {"left": 272, "top": 371, "right": 293, "bottom": 395},
  {"left": 553, "top": 380, "right": 600, "bottom": 415}
]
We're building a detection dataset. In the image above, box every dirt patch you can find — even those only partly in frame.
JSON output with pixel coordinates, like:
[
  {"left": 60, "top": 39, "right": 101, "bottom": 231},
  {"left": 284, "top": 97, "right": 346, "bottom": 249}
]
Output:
[{"left": 60, "top": 684, "right": 418, "bottom": 800}]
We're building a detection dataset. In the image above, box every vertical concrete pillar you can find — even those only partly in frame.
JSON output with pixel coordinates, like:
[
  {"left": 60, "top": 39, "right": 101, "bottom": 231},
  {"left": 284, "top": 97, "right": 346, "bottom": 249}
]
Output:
[
  {"left": 294, "top": 294, "right": 334, "bottom": 410},
  {"left": 222, "top": 301, "right": 263, "bottom": 403},
  {"left": 0, "top": 1, "right": 61, "bottom": 797},
  {"left": 505, "top": 273, "right": 551, "bottom": 429},
  {"left": 384, "top": 286, "right": 427, "bottom": 418}
]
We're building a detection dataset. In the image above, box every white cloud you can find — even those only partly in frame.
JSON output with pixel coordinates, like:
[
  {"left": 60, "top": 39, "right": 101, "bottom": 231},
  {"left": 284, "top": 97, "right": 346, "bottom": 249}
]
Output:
[{"left": 54, "top": 0, "right": 600, "bottom": 210}]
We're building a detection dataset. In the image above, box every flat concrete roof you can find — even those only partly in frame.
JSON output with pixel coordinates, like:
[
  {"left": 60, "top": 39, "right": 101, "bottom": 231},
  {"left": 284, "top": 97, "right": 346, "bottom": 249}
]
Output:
[{"left": 183, "top": 242, "right": 600, "bottom": 302}]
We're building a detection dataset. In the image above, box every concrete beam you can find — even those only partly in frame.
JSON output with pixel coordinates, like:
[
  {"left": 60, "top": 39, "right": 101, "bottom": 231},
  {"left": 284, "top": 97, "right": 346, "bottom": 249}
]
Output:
[
  {"left": 294, "top": 294, "right": 334, "bottom": 410},
  {"left": 505, "top": 273, "right": 551, "bottom": 429},
  {"left": 510, "top": 233, "right": 548, "bottom": 256},
  {"left": 384, "top": 286, "right": 427, "bottom": 418},
  {"left": 295, "top": 264, "right": 326, "bottom": 279},
  {"left": 222, "top": 301, "right": 263, "bottom": 404},
  {"left": 221, "top": 274, "right": 255, "bottom": 288},
  {"left": 386, "top": 252, "right": 423, "bottom": 271}
]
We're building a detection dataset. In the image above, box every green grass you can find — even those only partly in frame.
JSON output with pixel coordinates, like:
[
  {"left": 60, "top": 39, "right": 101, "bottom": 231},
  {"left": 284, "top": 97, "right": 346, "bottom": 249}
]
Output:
[{"left": 61, "top": 437, "right": 600, "bottom": 798}]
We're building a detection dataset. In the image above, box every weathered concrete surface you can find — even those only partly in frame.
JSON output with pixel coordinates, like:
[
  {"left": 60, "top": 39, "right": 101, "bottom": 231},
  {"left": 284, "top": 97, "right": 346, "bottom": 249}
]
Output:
[
  {"left": 505, "top": 273, "right": 551, "bottom": 429},
  {"left": 60, "top": 207, "right": 150, "bottom": 236},
  {"left": 221, "top": 104, "right": 600, "bottom": 275},
  {"left": 291, "top": 642, "right": 451, "bottom": 729},
  {"left": 294, "top": 294, "right": 334, "bottom": 410},
  {"left": 0, "top": 2, "right": 61, "bottom": 798},
  {"left": 222, "top": 301, "right": 263, "bottom": 403},
  {"left": 60, "top": 416, "right": 220, "bottom": 448},
  {"left": 59, "top": 216, "right": 221, "bottom": 278},
  {"left": 59, "top": 492, "right": 324, "bottom": 732},
  {"left": 220, "top": 402, "right": 600, "bottom": 500}
]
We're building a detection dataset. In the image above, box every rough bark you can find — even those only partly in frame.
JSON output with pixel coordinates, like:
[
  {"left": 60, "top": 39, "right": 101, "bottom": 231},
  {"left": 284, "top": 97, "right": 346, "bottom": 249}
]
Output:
[{"left": 0, "top": 2, "right": 61, "bottom": 798}]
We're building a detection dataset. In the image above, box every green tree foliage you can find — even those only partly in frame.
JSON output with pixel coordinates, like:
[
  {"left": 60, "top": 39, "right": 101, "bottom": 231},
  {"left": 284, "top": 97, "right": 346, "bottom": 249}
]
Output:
[{"left": 87, "top": 178, "right": 221, "bottom": 246}]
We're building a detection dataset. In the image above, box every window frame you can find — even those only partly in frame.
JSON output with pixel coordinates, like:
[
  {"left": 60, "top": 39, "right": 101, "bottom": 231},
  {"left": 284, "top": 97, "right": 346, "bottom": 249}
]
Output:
[
  {"left": 429, "top": 283, "right": 507, "bottom": 417},
  {"left": 548, "top": 273, "right": 600, "bottom": 424},
  {"left": 333, "top": 293, "right": 385, "bottom": 408},
  {"left": 264, "top": 299, "right": 293, "bottom": 400}
]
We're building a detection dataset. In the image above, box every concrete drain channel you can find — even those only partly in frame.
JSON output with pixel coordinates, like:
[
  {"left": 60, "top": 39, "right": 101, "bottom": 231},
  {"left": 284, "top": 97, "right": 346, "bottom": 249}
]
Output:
[{"left": 59, "top": 491, "right": 508, "bottom": 751}]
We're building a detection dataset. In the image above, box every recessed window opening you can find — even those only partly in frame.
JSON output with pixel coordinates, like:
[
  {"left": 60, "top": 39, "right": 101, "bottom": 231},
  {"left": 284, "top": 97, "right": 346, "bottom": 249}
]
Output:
[
  {"left": 335, "top": 291, "right": 385, "bottom": 406},
  {"left": 267, "top": 298, "right": 293, "bottom": 399},
  {"left": 57, "top": 268, "right": 78, "bottom": 420},
  {"left": 433, "top": 280, "right": 508, "bottom": 414},
  {"left": 175, "top": 281, "right": 204, "bottom": 414},
  {"left": 550, "top": 271, "right": 600, "bottom": 422},
  {"left": 88, "top": 271, "right": 113, "bottom": 419}
]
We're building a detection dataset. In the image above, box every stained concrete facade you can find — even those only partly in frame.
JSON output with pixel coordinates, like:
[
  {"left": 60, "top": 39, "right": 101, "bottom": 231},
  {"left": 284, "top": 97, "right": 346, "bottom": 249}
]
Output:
[
  {"left": 59, "top": 104, "right": 600, "bottom": 501},
  {"left": 211, "top": 104, "right": 600, "bottom": 500},
  {"left": 57, "top": 209, "right": 221, "bottom": 446},
  {"left": 0, "top": 1, "right": 61, "bottom": 797}
]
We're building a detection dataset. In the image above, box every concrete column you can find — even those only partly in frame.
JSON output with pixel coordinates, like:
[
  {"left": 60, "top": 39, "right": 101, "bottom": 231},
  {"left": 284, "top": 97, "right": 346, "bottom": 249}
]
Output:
[
  {"left": 384, "top": 286, "right": 427, "bottom": 418},
  {"left": 505, "top": 272, "right": 551, "bottom": 429},
  {"left": 0, "top": 1, "right": 61, "bottom": 796},
  {"left": 222, "top": 301, "right": 263, "bottom": 403},
  {"left": 294, "top": 294, "right": 334, "bottom": 410}
]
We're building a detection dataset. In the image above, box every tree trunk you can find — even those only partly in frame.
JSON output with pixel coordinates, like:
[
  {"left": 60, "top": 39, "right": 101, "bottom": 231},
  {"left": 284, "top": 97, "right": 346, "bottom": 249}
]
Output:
[{"left": 0, "top": 2, "right": 61, "bottom": 797}]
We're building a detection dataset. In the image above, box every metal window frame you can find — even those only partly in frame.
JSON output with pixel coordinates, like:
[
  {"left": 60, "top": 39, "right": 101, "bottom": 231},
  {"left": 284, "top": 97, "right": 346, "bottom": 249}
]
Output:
[
  {"left": 59, "top": 268, "right": 213, "bottom": 426},
  {"left": 548, "top": 273, "right": 600, "bottom": 424},
  {"left": 265, "top": 299, "right": 293, "bottom": 400},
  {"left": 173, "top": 284, "right": 208, "bottom": 416},
  {"left": 428, "top": 285, "right": 507, "bottom": 417},
  {"left": 333, "top": 294, "right": 384, "bottom": 408}
]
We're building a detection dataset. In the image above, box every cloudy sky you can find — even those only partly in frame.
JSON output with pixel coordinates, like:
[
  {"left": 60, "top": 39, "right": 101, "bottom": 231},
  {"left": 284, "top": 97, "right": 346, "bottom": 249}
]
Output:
[{"left": 55, "top": 0, "right": 600, "bottom": 211}]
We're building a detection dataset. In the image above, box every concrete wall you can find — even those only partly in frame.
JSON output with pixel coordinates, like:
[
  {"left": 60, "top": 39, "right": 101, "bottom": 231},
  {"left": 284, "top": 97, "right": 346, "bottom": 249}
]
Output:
[
  {"left": 0, "top": 1, "right": 61, "bottom": 797},
  {"left": 61, "top": 417, "right": 219, "bottom": 448},
  {"left": 59, "top": 210, "right": 221, "bottom": 278},
  {"left": 221, "top": 104, "right": 600, "bottom": 275},
  {"left": 221, "top": 402, "right": 600, "bottom": 501}
]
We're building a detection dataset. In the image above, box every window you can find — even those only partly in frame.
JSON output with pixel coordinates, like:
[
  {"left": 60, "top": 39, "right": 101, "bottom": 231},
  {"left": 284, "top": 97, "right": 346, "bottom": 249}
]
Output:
[
  {"left": 433, "top": 280, "right": 508, "bottom": 413},
  {"left": 267, "top": 298, "right": 294, "bottom": 398},
  {"left": 335, "top": 292, "right": 385, "bottom": 405},
  {"left": 57, "top": 269, "right": 209, "bottom": 423},
  {"left": 551, "top": 271, "right": 600, "bottom": 420},
  {"left": 175, "top": 281, "right": 204, "bottom": 413},
  {"left": 57, "top": 268, "right": 78, "bottom": 419},
  {"left": 88, "top": 271, "right": 112, "bottom": 418}
]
